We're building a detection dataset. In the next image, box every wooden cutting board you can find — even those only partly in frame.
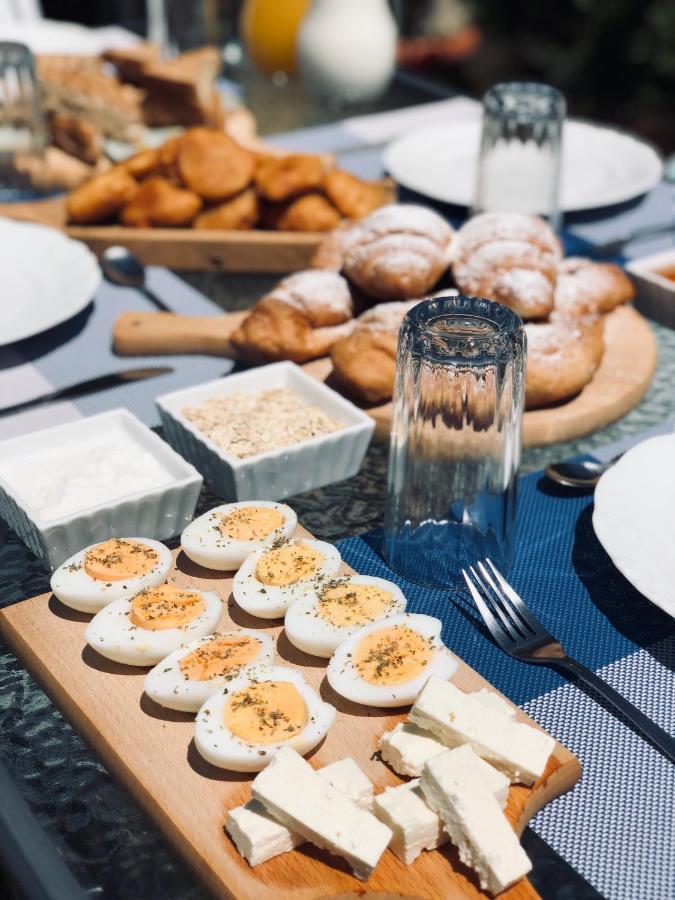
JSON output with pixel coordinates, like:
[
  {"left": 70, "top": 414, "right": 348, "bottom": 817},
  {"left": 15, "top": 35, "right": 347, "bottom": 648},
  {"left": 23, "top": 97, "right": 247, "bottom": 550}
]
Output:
[
  {"left": 0, "top": 195, "right": 323, "bottom": 273},
  {"left": 0, "top": 529, "right": 580, "bottom": 900},
  {"left": 113, "top": 305, "right": 657, "bottom": 449}
]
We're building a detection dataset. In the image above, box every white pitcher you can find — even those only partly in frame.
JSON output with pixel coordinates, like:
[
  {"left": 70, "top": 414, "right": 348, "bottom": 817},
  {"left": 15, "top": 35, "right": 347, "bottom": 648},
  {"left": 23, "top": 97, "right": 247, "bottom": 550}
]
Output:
[{"left": 297, "top": 0, "right": 398, "bottom": 104}]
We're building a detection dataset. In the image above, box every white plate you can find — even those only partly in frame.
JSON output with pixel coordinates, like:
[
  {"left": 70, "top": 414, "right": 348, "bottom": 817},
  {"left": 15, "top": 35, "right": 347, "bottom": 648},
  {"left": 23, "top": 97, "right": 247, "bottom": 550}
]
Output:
[
  {"left": 593, "top": 433, "right": 675, "bottom": 618},
  {"left": 0, "top": 219, "right": 101, "bottom": 346},
  {"left": 383, "top": 119, "right": 663, "bottom": 213}
]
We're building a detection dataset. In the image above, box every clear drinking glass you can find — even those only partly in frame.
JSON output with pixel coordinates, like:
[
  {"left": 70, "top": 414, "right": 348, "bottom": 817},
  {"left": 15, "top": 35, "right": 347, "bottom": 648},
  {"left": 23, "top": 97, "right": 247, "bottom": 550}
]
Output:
[
  {"left": 0, "top": 42, "right": 47, "bottom": 200},
  {"left": 383, "top": 295, "right": 525, "bottom": 589},
  {"left": 473, "top": 81, "right": 566, "bottom": 230}
]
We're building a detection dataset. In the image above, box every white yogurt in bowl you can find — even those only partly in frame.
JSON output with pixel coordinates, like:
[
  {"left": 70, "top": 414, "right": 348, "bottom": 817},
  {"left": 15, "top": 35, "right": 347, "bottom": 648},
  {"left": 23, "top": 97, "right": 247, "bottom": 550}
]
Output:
[{"left": 0, "top": 409, "right": 202, "bottom": 568}]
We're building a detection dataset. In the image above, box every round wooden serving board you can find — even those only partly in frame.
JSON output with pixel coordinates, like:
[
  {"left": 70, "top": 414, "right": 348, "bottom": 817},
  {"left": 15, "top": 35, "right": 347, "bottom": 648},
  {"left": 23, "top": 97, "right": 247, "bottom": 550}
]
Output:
[
  {"left": 304, "top": 305, "right": 658, "bottom": 447},
  {"left": 113, "top": 304, "right": 656, "bottom": 449}
]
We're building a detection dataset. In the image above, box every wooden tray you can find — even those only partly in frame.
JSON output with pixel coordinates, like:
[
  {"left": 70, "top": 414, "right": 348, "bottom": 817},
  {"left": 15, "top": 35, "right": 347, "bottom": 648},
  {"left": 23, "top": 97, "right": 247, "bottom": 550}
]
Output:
[
  {"left": 113, "top": 304, "right": 657, "bottom": 449},
  {"left": 0, "top": 529, "right": 580, "bottom": 900},
  {"left": 0, "top": 195, "right": 323, "bottom": 274}
]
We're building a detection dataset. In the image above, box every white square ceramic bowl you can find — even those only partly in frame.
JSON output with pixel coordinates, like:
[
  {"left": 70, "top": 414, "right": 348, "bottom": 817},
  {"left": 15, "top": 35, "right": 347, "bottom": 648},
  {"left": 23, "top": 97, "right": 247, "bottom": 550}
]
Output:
[
  {"left": 626, "top": 248, "right": 675, "bottom": 329},
  {"left": 156, "top": 361, "right": 375, "bottom": 501},
  {"left": 0, "top": 409, "right": 203, "bottom": 569}
]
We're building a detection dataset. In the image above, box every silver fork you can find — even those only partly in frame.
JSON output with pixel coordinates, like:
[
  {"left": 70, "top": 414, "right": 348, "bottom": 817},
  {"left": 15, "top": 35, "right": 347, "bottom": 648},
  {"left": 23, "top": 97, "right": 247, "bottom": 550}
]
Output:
[{"left": 463, "top": 560, "right": 675, "bottom": 765}]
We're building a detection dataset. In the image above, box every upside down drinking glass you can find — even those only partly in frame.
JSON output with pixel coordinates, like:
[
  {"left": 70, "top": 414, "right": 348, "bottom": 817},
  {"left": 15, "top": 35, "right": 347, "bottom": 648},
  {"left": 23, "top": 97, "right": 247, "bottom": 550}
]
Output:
[{"left": 383, "top": 296, "right": 525, "bottom": 589}]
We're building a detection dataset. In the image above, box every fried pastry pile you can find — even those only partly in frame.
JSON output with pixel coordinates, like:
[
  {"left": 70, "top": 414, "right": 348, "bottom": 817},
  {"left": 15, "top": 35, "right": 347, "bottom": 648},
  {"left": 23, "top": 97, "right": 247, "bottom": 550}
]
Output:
[{"left": 66, "top": 129, "right": 391, "bottom": 230}]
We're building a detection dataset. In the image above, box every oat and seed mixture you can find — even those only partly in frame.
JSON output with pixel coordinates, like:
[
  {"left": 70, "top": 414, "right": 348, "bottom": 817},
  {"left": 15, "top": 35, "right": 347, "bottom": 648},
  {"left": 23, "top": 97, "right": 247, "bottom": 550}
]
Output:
[{"left": 182, "top": 388, "right": 343, "bottom": 459}]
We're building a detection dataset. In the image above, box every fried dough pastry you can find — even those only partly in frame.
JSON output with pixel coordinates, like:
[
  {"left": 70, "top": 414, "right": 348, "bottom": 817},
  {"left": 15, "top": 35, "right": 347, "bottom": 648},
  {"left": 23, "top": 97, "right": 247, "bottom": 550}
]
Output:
[
  {"left": 310, "top": 220, "right": 361, "bottom": 270},
  {"left": 323, "top": 169, "right": 390, "bottom": 219},
  {"left": 123, "top": 149, "right": 160, "bottom": 180},
  {"left": 230, "top": 270, "right": 354, "bottom": 364},
  {"left": 554, "top": 257, "right": 634, "bottom": 316},
  {"left": 194, "top": 188, "right": 259, "bottom": 230},
  {"left": 330, "top": 300, "right": 422, "bottom": 403},
  {"left": 342, "top": 204, "right": 455, "bottom": 300},
  {"left": 67, "top": 168, "right": 138, "bottom": 224},
  {"left": 452, "top": 212, "right": 563, "bottom": 320},
  {"left": 261, "top": 193, "right": 342, "bottom": 232},
  {"left": 255, "top": 154, "right": 325, "bottom": 202},
  {"left": 119, "top": 176, "right": 202, "bottom": 227},
  {"left": 524, "top": 314, "right": 605, "bottom": 408},
  {"left": 177, "top": 128, "right": 254, "bottom": 201}
]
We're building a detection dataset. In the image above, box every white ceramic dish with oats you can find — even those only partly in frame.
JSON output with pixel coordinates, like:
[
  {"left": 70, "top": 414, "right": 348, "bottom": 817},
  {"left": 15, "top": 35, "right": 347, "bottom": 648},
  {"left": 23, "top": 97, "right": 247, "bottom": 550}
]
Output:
[
  {"left": 156, "top": 362, "right": 375, "bottom": 502},
  {"left": 0, "top": 409, "right": 202, "bottom": 568}
]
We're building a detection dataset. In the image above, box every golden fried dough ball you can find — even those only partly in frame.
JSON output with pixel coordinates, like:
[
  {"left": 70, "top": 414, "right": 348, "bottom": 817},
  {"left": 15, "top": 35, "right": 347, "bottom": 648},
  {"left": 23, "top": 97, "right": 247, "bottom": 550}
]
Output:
[
  {"left": 156, "top": 135, "right": 182, "bottom": 181},
  {"left": 323, "top": 169, "right": 390, "bottom": 219},
  {"left": 261, "top": 193, "right": 342, "bottom": 232},
  {"left": 254, "top": 154, "right": 325, "bottom": 202},
  {"left": 194, "top": 188, "right": 259, "bottom": 230},
  {"left": 123, "top": 149, "right": 160, "bottom": 180},
  {"left": 177, "top": 127, "right": 254, "bottom": 201},
  {"left": 119, "top": 176, "right": 202, "bottom": 228},
  {"left": 67, "top": 168, "right": 139, "bottom": 224}
]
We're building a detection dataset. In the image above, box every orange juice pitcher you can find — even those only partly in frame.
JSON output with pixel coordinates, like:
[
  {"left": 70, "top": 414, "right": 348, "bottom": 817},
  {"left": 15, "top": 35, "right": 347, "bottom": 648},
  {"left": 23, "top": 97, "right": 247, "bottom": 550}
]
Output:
[{"left": 240, "top": 0, "right": 310, "bottom": 76}]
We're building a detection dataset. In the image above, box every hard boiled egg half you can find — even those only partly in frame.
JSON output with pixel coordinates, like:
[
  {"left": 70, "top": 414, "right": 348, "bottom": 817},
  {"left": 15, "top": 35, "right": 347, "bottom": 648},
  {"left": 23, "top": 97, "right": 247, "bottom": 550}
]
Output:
[
  {"left": 194, "top": 665, "right": 336, "bottom": 772},
  {"left": 327, "top": 613, "right": 457, "bottom": 707},
  {"left": 232, "top": 539, "right": 341, "bottom": 619},
  {"left": 85, "top": 584, "right": 222, "bottom": 666},
  {"left": 144, "top": 629, "right": 275, "bottom": 712},
  {"left": 285, "top": 574, "right": 407, "bottom": 658},
  {"left": 51, "top": 537, "right": 172, "bottom": 613},
  {"left": 180, "top": 501, "right": 297, "bottom": 571}
]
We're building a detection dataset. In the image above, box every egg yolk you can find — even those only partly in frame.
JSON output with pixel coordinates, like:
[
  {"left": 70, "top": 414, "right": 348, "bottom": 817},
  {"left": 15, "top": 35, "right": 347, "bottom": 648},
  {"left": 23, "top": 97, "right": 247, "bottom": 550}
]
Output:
[
  {"left": 318, "top": 582, "right": 393, "bottom": 628},
  {"left": 84, "top": 538, "right": 159, "bottom": 582},
  {"left": 179, "top": 635, "right": 261, "bottom": 681},
  {"left": 219, "top": 507, "right": 285, "bottom": 541},
  {"left": 354, "top": 625, "right": 433, "bottom": 685},
  {"left": 255, "top": 543, "right": 323, "bottom": 586},
  {"left": 129, "top": 585, "right": 205, "bottom": 631},
  {"left": 223, "top": 681, "right": 308, "bottom": 744}
]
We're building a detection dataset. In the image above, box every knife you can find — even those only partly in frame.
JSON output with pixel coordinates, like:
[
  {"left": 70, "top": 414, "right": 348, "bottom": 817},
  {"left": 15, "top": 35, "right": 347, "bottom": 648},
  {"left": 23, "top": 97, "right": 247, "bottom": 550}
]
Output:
[{"left": 0, "top": 367, "right": 174, "bottom": 418}]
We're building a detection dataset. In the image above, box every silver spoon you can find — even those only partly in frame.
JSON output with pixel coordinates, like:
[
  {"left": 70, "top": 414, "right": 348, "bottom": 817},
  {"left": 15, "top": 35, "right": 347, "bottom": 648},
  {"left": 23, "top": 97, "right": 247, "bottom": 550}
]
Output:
[
  {"left": 101, "top": 246, "right": 172, "bottom": 313},
  {"left": 544, "top": 455, "right": 621, "bottom": 489}
]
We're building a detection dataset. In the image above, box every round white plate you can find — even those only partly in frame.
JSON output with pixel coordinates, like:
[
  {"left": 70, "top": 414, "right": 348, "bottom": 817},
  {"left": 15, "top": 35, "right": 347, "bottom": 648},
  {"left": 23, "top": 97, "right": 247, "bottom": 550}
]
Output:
[
  {"left": 383, "top": 118, "right": 663, "bottom": 213},
  {"left": 0, "top": 219, "right": 101, "bottom": 347},
  {"left": 593, "top": 433, "right": 675, "bottom": 619}
]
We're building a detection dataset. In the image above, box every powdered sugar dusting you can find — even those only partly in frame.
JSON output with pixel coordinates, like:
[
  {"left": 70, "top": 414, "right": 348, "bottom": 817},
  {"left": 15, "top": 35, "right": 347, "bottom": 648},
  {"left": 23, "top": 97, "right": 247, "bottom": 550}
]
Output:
[
  {"left": 358, "top": 203, "right": 454, "bottom": 247},
  {"left": 357, "top": 299, "right": 423, "bottom": 332},
  {"left": 456, "top": 211, "right": 561, "bottom": 258},
  {"left": 268, "top": 270, "right": 353, "bottom": 317},
  {"left": 555, "top": 258, "right": 633, "bottom": 315}
]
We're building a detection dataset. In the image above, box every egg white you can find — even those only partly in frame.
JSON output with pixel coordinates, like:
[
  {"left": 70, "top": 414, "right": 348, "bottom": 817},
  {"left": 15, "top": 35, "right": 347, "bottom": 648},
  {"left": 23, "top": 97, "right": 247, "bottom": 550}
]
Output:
[
  {"left": 144, "top": 629, "right": 275, "bottom": 713},
  {"left": 232, "top": 539, "right": 342, "bottom": 619},
  {"left": 327, "top": 612, "right": 458, "bottom": 707},
  {"left": 85, "top": 588, "right": 222, "bottom": 666},
  {"left": 194, "top": 665, "right": 336, "bottom": 772},
  {"left": 50, "top": 538, "right": 173, "bottom": 614},
  {"left": 180, "top": 501, "right": 297, "bottom": 571},
  {"left": 284, "top": 574, "right": 407, "bottom": 658}
]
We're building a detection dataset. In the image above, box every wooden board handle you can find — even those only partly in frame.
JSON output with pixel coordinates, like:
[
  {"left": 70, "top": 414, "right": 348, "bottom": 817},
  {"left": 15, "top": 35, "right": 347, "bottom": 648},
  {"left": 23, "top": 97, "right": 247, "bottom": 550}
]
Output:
[{"left": 113, "top": 310, "right": 246, "bottom": 357}]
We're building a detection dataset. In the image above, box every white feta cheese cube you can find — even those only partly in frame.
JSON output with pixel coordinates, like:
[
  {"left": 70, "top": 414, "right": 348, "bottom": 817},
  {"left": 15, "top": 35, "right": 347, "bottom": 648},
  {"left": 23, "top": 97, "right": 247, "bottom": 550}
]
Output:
[
  {"left": 420, "top": 745, "right": 532, "bottom": 895},
  {"left": 379, "top": 722, "right": 509, "bottom": 807},
  {"left": 373, "top": 779, "right": 446, "bottom": 864},
  {"left": 251, "top": 747, "right": 392, "bottom": 880},
  {"left": 226, "top": 757, "right": 374, "bottom": 865},
  {"left": 409, "top": 676, "right": 555, "bottom": 785}
]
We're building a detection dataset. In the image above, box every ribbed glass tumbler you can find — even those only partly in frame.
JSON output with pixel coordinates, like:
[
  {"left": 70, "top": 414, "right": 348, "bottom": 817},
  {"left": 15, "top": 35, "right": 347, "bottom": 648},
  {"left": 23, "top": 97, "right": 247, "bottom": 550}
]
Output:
[{"left": 383, "top": 295, "right": 525, "bottom": 589}]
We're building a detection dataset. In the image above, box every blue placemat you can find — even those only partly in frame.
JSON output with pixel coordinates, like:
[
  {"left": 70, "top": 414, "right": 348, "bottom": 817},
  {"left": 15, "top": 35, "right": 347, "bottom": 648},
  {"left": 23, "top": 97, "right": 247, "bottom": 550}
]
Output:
[{"left": 335, "top": 468, "right": 675, "bottom": 900}]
